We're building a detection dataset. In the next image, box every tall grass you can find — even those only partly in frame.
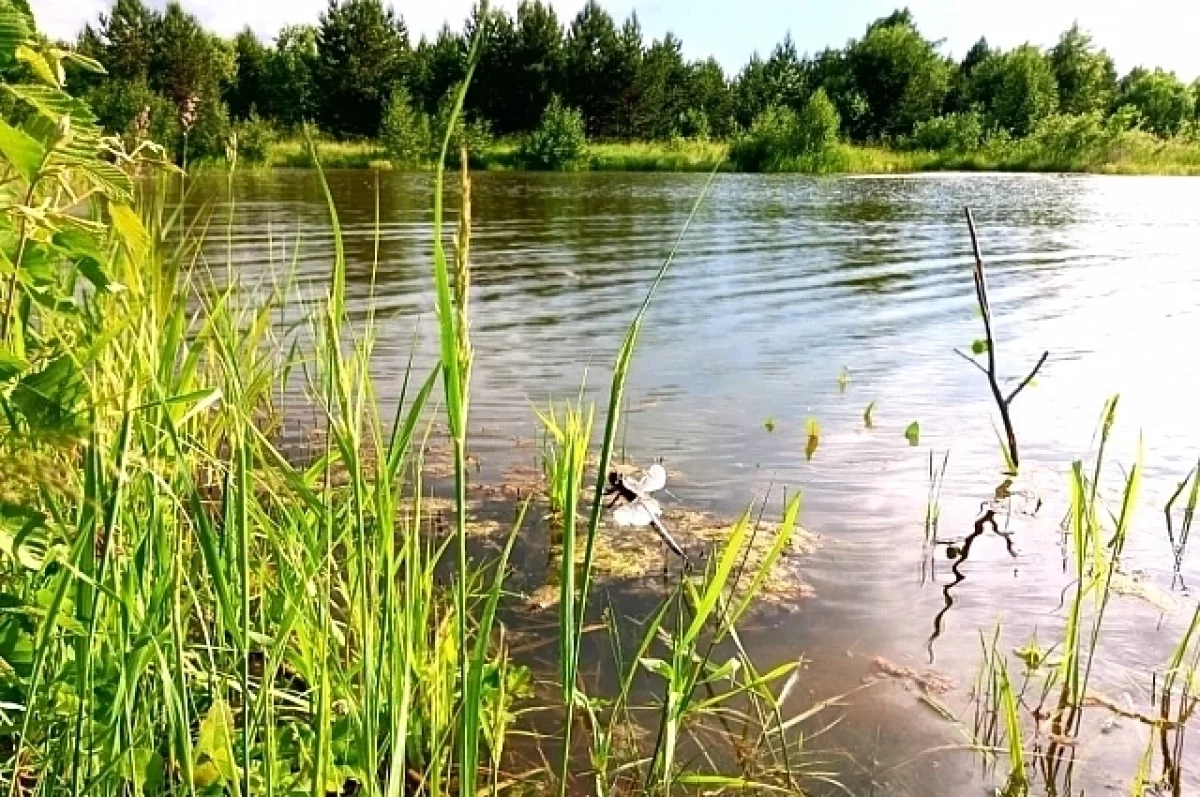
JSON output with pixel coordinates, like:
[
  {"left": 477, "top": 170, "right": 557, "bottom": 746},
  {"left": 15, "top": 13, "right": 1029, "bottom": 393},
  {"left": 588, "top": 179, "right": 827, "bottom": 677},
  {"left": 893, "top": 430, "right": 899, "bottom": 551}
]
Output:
[{"left": 0, "top": 6, "right": 848, "bottom": 795}]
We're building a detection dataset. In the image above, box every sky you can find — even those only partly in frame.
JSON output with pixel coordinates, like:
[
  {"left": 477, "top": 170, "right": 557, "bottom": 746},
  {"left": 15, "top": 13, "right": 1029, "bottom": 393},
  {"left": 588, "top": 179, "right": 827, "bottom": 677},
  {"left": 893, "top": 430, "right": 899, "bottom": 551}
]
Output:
[{"left": 29, "top": 0, "right": 1200, "bottom": 81}]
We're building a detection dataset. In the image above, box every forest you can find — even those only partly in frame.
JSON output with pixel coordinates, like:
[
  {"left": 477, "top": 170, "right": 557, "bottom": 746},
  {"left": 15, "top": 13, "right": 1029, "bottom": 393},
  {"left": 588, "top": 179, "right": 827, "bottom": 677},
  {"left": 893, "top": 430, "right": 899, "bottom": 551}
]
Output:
[{"left": 63, "top": 0, "right": 1200, "bottom": 171}]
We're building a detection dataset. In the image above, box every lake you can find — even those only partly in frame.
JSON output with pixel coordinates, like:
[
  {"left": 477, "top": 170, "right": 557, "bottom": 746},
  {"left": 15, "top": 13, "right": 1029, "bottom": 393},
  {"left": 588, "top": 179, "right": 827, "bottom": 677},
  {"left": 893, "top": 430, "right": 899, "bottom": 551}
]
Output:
[{"left": 202, "top": 169, "right": 1200, "bottom": 794}]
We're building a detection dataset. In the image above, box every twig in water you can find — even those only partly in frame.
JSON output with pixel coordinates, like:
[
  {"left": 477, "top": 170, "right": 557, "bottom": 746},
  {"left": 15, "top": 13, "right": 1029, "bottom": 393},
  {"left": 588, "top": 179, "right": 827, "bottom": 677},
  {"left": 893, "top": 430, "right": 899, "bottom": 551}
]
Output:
[{"left": 952, "top": 208, "right": 1049, "bottom": 472}]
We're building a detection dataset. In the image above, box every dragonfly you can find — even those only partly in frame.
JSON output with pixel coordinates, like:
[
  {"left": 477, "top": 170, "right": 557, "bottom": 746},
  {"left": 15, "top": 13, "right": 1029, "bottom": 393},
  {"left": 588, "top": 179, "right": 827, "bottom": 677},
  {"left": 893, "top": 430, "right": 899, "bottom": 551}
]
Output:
[{"left": 605, "top": 463, "right": 689, "bottom": 563}]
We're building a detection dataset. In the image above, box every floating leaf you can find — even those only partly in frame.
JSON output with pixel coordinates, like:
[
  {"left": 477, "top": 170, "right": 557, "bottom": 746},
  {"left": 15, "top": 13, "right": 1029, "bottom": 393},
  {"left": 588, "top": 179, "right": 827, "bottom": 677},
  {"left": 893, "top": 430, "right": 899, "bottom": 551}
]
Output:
[
  {"left": 971, "top": 339, "right": 989, "bottom": 355},
  {"left": 763, "top": 417, "right": 776, "bottom": 433},
  {"left": 863, "top": 401, "right": 876, "bottom": 429},
  {"left": 805, "top": 417, "right": 820, "bottom": 461},
  {"left": 837, "top": 366, "right": 850, "bottom": 393},
  {"left": 905, "top": 421, "right": 921, "bottom": 447}
]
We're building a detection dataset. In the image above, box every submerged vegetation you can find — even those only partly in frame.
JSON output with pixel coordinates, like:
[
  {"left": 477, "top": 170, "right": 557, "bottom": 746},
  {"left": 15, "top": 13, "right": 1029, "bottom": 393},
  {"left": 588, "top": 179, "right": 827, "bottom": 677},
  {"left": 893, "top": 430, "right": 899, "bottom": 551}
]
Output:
[{"left": 59, "top": 0, "right": 1200, "bottom": 174}]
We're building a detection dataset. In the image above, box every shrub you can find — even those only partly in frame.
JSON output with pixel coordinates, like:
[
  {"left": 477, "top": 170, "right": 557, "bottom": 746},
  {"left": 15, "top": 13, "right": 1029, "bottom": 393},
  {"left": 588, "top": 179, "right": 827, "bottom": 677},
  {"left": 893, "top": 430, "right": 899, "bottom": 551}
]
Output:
[
  {"left": 232, "top": 112, "right": 277, "bottom": 164},
  {"left": 731, "top": 92, "right": 841, "bottom": 171},
  {"left": 520, "top": 96, "right": 588, "bottom": 170},
  {"left": 381, "top": 86, "right": 431, "bottom": 167},
  {"left": 795, "top": 88, "right": 841, "bottom": 153},
  {"left": 908, "top": 111, "right": 984, "bottom": 152},
  {"left": 730, "top": 106, "right": 800, "bottom": 171}
]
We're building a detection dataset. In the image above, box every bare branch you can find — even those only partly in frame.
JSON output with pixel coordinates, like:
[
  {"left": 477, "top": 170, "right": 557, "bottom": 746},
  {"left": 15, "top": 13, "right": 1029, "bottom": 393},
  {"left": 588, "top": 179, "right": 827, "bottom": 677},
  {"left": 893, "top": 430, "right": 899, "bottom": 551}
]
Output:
[
  {"left": 1006, "top": 351, "right": 1049, "bottom": 405},
  {"left": 958, "top": 207, "right": 1050, "bottom": 472},
  {"left": 953, "top": 347, "right": 990, "bottom": 377}
]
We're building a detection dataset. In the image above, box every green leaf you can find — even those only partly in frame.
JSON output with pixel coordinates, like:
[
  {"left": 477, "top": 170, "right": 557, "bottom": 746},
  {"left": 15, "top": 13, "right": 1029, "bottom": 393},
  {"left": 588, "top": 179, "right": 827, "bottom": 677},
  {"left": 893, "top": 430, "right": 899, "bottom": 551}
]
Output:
[
  {"left": 863, "top": 400, "right": 876, "bottom": 429},
  {"left": 10, "top": 354, "right": 87, "bottom": 433},
  {"left": 0, "top": 119, "right": 44, "bottom": 181},
  {"left": 194, "top": 699, "right": 239, "bottom": 785},
  {"left": 971, "top": 338, "right": 990, "bottom": 355},
  {"left": 56, "top": 48, "right": 105, "bottom": 74},
  {"left": 109, "top": 204, "right": 148, "bottom": 264},
  {"left": 122, "top": 748, "right": 165, "bottom": 792},
  {"left": 15, "top": 43, "right": 59, "bottom": 86},
  {"left": 0, "top": 346, "right": 26, "bottom": 381},
  {"left": 638, "top": 657, "right": 673, "bottom": 680},
  {"left": 0, "top": 1, "right": 32, "bottom": 67},
  {"left": 905, "top": 421, "right": 921, "bottom": 447},
  {"left": 763, "top": 417, "right": 775, "bottom": 432},
  {"left": 3, "top": 83, "right": 97, "bottom": 129}
]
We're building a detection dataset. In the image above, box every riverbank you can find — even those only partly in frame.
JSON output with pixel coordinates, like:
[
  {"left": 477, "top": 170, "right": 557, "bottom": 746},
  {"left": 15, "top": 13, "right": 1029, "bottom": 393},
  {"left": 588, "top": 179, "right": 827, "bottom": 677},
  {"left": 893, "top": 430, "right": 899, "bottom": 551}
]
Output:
[{"left": 247, "top": 135, "right": 1200, "bottom": 176}]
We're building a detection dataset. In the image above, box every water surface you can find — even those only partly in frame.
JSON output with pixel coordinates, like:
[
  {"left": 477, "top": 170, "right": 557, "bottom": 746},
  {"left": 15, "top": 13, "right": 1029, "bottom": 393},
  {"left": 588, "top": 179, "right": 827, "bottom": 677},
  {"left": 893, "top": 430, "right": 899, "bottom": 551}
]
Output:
[{"left": 204, "top": 169, "right": 1200, "bottom": 794}]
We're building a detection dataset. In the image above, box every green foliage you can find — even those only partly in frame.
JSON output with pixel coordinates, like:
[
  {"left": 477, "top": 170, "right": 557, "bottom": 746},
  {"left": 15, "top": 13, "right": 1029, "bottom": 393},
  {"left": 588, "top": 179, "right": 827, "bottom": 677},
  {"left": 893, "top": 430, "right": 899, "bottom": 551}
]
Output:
[
  {"left": 520, "top": 94, "right": 587, "bottom": 169},
  {"left": 314, "top": 0, "right": 409, "bottom": 138},
  {"left": 563, "top": 1, "right": 639, "bottom": 137},
  {"left": 796, "top": 87, "right": 841, "bottom": 152},
  {"left": 845, "top": 11, "right": 952, "bottom": 140},
  {"left": 226, "top": 27, "right": 268, "bottom": 120},
  {"left": 262, "top": 24, "right": 317, "bottom": 127},
  {"left": 730, "top": 92, "right": 840, "bottom": 171},
  {"left": 632, "top": 33, "right": 690, "bottom": 140},
  {"left": 970, "top": 44, "right": 1060, "bottom": 136},
  {"left": 1050, "top": 24, "right": 1116, "bottom": 115},
  {"left": 381, "top": 85, "right": 431, "bottom": 167},
  {"left": 432, "top": 84, "right": 492, "bottom": 160},
  {"left": 230, "top": 111, "right": 275, "bottom": 164},
  {"left": 909, "top": 111, "right": 984, "bottom": 152},
  {"left": 1116, "top": 67, "right": 1196, "bottom": 137}
]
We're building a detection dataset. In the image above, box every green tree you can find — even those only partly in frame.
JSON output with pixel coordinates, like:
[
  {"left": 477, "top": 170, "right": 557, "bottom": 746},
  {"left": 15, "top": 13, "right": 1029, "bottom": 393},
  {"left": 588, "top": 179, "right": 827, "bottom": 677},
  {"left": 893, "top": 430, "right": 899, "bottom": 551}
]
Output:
[
  {"left": 564, "top": 1, "right": 639, "bottom": 137},
  {"left": 795, "top": 87, "right": 841, "bottom": 152},
  {"left": 685, "top": 57, "right": 733, "bottom": 138},
  {"left": 148, "top": 2, "right": 235, "bottom": 157},
  {"left": 632, "top": 33, "right": 689, "bottom": 139},
  {"left": 947, "top": 37, "right": 992, "bottom": 111},
  {"left": 227, "top": 28, "right": 268, "bottom": 120},
  {"left": 1050, "top": 23, "right": 1116, "bottom": 115},
  {"left": 264, "top": 25, "right": 318, "bottom": 127},
  {"left": 845, "top": 11, "right": 951, "bottom": 140},
  {"left": 381, "top": 85, "right": 431, "bottom": 166},
  {"left": 469, "top": 6, "right": 522, "bottom": 134},
  {"left": 732, "top": 37, "right": 806, "bottom": 129},
  {"left": 315, "top": 0, "right": 409, "bottom": 138},
  {"left": 508, "top": 1, "right": 565, "bottom": 132},
  {"left": 1115, "top": 67, "right": 1195, "bottom": 136},
  {"left": 521, "top": 95, "right": 588, "bottom": 168},
  {"left": 97, "top": 0, "right": 157, "bottom": 81},
  {"left": 409, "top": 26, "right": 466, "bottom": 117},
  {"left": 970, "top": 45, "right": 1059, "bottom": 136}
]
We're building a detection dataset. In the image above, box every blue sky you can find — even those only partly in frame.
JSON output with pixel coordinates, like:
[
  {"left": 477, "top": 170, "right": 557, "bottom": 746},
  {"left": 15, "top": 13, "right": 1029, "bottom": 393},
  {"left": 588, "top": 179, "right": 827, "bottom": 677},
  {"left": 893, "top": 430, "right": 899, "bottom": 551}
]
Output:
[{"left": 31, "top": 0, "right": 1200, "bottom": 80}]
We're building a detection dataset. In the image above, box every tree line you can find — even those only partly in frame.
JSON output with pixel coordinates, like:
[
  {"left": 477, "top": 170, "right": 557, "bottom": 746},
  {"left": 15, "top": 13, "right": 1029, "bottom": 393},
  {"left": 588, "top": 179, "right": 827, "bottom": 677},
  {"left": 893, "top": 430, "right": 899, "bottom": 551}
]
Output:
[{"left": 65, "top": 0, "right": 1200, "bottom": 163}]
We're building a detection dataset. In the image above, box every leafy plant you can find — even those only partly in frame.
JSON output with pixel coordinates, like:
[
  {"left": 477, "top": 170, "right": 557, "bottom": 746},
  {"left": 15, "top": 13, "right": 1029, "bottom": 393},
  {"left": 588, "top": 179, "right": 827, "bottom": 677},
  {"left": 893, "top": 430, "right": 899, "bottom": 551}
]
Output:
[{"left": 520, "top": 95, "right": 588, "bottom": 170}]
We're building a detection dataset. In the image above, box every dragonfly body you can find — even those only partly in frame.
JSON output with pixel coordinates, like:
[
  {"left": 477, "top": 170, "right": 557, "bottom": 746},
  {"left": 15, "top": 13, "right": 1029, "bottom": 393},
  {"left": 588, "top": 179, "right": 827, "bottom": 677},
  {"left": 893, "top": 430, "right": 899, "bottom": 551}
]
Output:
[{"left": 605, "top": 464, "right": 688, "bottom": 562}]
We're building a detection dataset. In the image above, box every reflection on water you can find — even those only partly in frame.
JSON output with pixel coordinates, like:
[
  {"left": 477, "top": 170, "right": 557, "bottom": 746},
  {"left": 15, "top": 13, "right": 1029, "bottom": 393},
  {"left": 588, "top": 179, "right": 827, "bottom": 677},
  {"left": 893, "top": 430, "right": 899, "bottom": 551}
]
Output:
[{"left": 195, "top": 170, "right": 1200, "bottom": 794}]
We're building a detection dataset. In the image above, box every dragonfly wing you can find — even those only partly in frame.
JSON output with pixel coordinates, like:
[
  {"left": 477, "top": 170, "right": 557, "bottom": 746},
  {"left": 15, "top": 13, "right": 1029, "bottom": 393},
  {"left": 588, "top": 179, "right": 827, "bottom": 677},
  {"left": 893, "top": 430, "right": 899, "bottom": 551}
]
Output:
[
  {"left": 613, "top": 503, "right": 655, "bottom": 527},
  {"left": 639, "top": 497, "right": 662, "bottom": 516},
  {"left": 636, "top": 464, "right": 667, "bottom": 494}
]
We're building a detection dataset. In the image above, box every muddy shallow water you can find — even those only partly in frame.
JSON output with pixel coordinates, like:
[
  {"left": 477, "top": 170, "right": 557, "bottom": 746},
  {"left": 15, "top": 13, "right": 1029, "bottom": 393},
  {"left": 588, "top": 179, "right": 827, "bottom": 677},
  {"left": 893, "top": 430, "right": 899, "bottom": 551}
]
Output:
[{"left": 199, "top": 169, "right": 1200, "bottom": 793}]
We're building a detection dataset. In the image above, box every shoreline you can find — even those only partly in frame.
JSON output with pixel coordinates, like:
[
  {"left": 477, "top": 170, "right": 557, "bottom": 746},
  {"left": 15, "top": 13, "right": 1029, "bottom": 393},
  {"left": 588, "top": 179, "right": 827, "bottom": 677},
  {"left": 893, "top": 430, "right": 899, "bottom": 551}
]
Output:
[{"left": 200, "top": 138, "right": 1200, "bottom": 177}]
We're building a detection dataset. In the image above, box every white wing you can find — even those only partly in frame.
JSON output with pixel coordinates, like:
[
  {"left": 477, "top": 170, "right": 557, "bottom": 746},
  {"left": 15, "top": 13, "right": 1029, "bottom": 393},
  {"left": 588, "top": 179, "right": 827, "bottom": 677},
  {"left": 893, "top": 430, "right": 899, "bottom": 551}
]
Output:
[
  {"left": 613, "top": 502, "right": 657, "bottom": 527},
  {"left": 636, "top": 464, "right": 666, "bottom": 494}
]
